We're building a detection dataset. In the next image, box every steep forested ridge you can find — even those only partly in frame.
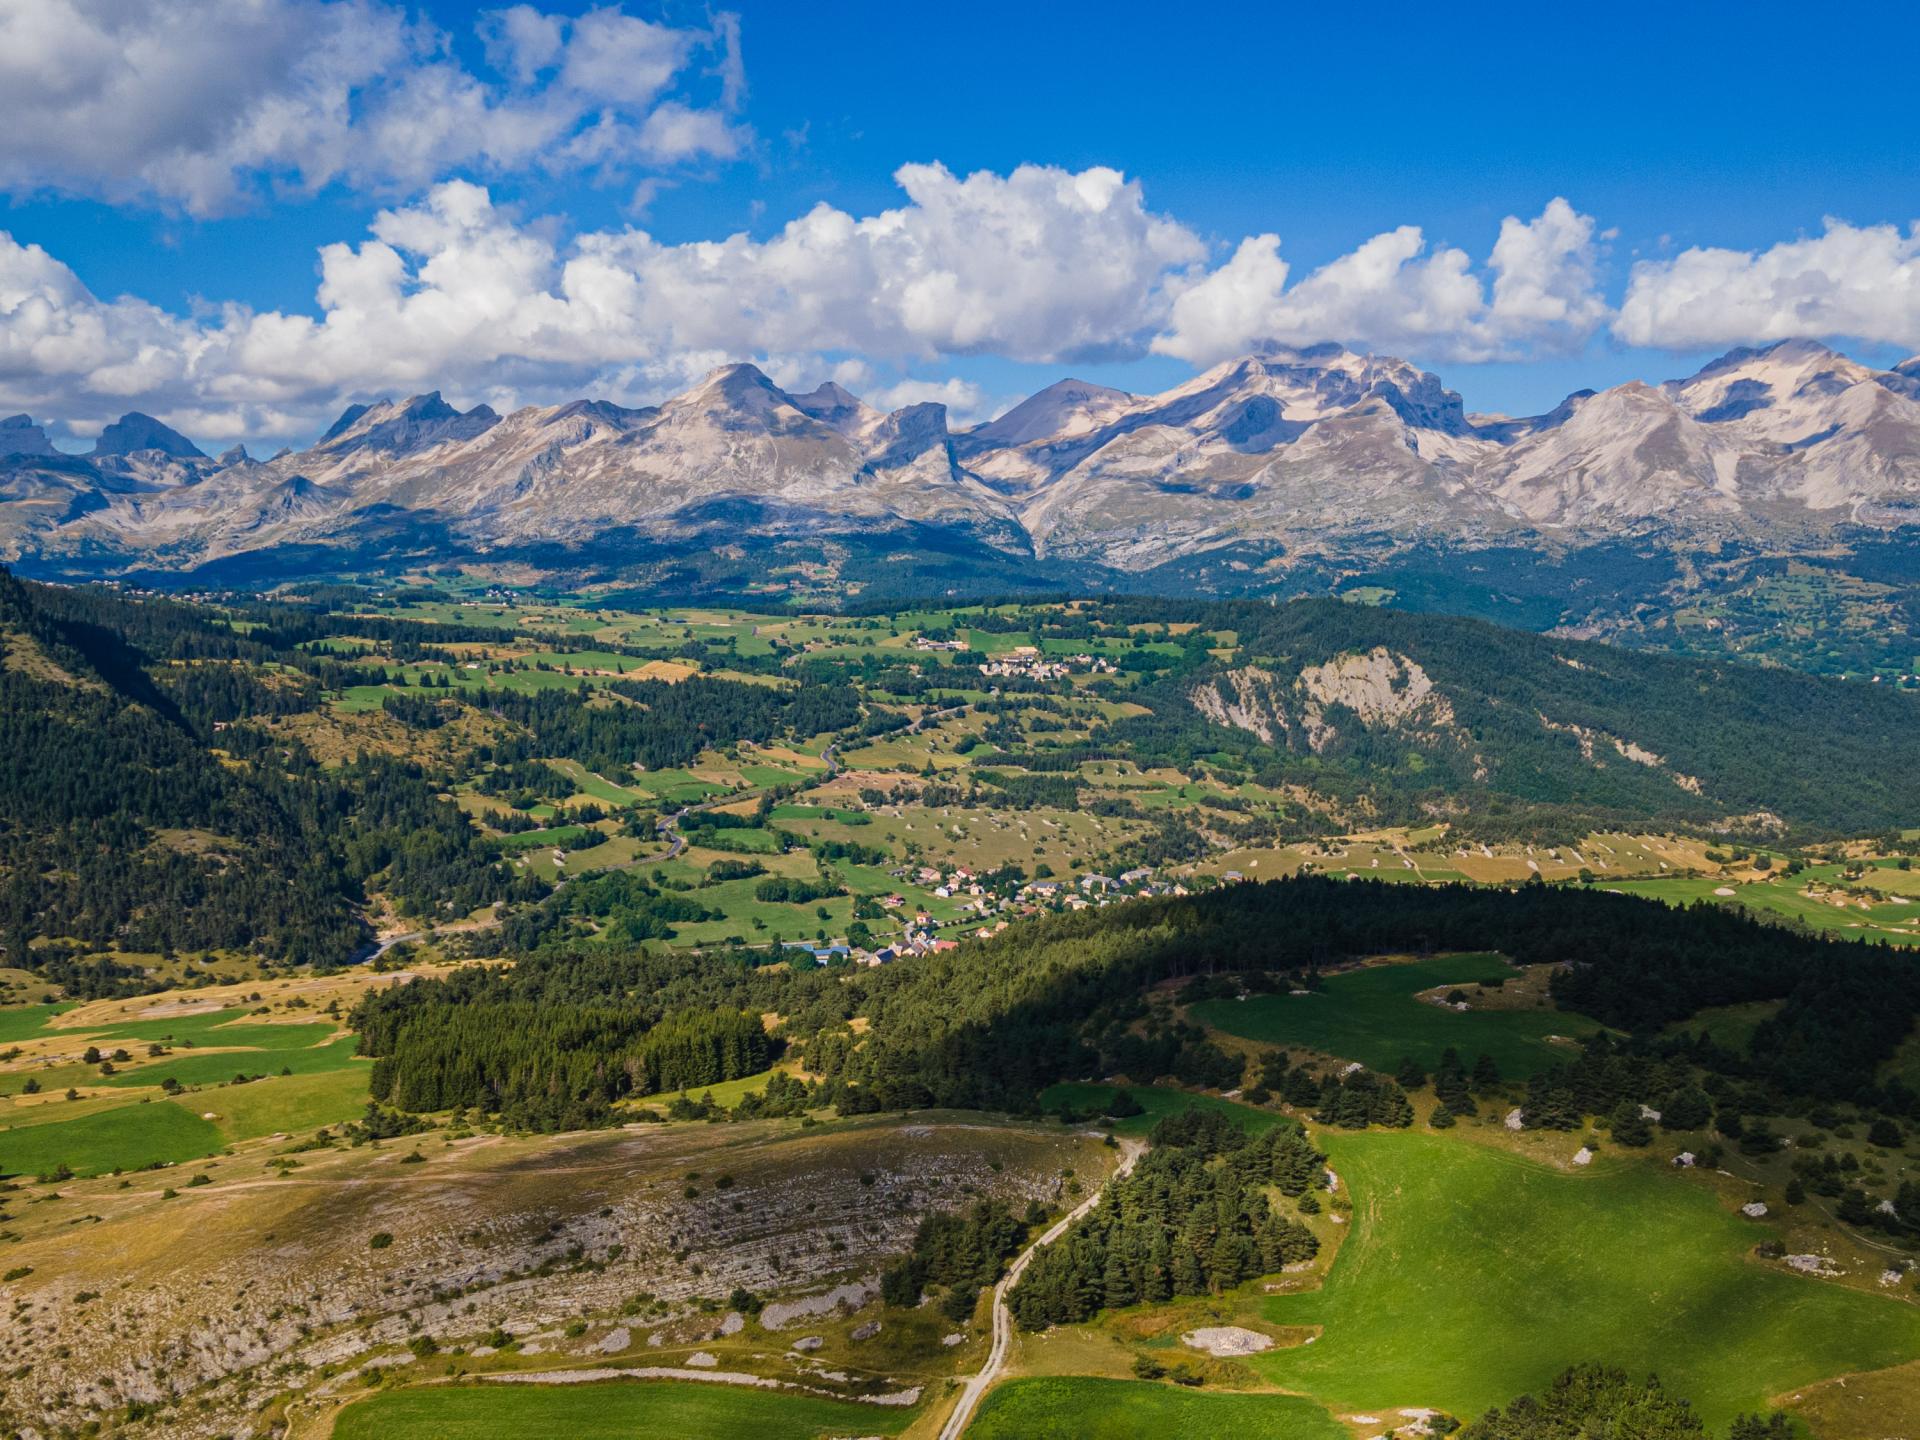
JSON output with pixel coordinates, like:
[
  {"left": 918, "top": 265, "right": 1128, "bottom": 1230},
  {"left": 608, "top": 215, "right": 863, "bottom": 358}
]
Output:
[
  {"left": 0, "top": 572, "right": 524, "bottom": 975},
  {"left": 1120, "top": 597, "right": 1920, "bottom": 836}
]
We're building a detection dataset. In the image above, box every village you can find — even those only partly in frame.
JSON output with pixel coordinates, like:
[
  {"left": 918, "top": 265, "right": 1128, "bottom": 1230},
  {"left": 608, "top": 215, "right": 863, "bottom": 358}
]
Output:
[{"left": 780, "top": 861, "right": 1192, "bottom": 968}]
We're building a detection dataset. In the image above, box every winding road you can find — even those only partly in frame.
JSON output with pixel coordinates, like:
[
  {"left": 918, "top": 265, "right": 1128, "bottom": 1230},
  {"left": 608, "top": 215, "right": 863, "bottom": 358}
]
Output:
[{"left": 938, "top": 1136, "right": 1145, "bottom": 1440}]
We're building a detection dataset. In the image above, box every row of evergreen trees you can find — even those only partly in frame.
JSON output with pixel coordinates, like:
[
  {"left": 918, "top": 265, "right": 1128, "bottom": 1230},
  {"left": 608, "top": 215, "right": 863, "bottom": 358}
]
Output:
[{"left": 358, "top": 985, "right": 774, "bottom": 1131}]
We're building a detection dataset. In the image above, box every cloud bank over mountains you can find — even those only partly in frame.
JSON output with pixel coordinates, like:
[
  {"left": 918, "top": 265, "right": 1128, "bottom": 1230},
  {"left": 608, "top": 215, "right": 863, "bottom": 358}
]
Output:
[{"left": 1, "top": 1, "right": 1917, "bottom": 449}]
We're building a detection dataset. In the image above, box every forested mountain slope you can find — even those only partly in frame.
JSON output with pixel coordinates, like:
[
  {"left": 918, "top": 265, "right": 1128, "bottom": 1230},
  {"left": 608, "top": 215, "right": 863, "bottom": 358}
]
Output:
[
  {"left": 0, "top": 572, "right": 525, "bottom": 980},
  {"left": 1138, "top": 597, "right": 1919, "bottom": 835}
]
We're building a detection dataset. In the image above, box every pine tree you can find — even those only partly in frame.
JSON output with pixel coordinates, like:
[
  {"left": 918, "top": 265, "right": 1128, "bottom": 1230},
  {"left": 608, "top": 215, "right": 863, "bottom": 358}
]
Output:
[
  {"left": 1103, "top": 1245, "right": 1138, "bottom": 1310},
  {"left": 1143, "top": 1234, "right": 1173, "bottom": 1302},
  {"left": 1609, "top": 1100, "right": 1653, "bottom": 1147},
  {"left": 1170, "top": 1233, "right": 1205, "bottom": 1295}
]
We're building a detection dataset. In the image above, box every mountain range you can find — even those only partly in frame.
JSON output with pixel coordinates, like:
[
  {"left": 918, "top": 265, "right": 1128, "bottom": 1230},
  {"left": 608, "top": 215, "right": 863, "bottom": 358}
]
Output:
[{"left": 5, "top": 339, "right": 1920, "bottom": 584}]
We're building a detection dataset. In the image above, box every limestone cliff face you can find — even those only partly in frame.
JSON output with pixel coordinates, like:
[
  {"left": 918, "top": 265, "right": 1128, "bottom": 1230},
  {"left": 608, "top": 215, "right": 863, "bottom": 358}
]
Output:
[{"left": 1190, "top": 648, "right": 1456, "bottom": 756}]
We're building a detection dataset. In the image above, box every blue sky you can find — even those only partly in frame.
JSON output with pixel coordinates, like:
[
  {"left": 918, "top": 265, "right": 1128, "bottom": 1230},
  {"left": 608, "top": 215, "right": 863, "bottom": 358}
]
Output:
[{"left": 2, "top": 0, "right": 1918, "bottom": 448}]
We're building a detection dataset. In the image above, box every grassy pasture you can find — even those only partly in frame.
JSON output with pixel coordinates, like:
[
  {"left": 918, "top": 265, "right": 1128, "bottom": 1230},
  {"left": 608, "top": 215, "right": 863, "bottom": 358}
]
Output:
[
  {"left": 496, "top": 824, "right": 593, "bottom": 852},
  {"left": 332, "top": 1380, "right": 917, "bottom": 1440},
  {"left": 638, "top": 1065, "right": 779, "bottom": 1112},
  {"left": 197, "top": 1065, "right": 370, "bottom": 1141},
  {"left": 99, "top": 1031, "right": 361, "bottom": 1090},
  {"left": 970, "top": 1377, "right": 1344, "bottom": 1439},
  {"left": 0, "top": 1002, "right": 73, "bottom": 1041},
  {"left": 9, "top": 1006, "right": 363, "bottom": 1093},
  {"left": 545, "top": 759, "right": 650, "bottom": 806},
  {"left": 1192, "top": 954, "right": 1603, "bottom": 1077},
  {"left": 1257, "top": 1129, "right": 1920, "bottom": 1425},
  {"left": 0, "top": 1098, "right": 221, "bottom": 1177},
  {"left": 1604, "top": 874, "right": 1920, "bottom": 946},
  {"left": 1784, "top": 1357, "right": 1920, "bottom": 1439}
]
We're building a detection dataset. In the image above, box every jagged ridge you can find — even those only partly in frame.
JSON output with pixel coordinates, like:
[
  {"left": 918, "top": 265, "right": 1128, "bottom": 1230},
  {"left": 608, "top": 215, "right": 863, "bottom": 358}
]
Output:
[{"left": 5, "top": 340, "right": 1920, "bottom": 575}]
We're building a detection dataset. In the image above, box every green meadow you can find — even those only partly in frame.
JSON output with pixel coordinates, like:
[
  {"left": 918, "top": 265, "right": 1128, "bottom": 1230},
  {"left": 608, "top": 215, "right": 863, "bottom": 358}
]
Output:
[
  {"left": 0, "top": 1003, "right": 74, "bottom": 1042},
  {"left": 1259, "top": 1129, "right": 1920, "bottom": 1425},
  {"left": 1192, "top": 954, "right": 1603, "bottom": 1076},
  {"left": 199, "top": 1065, "right": 370, "bottom": 1140},
  {"left": 0, "top": 1099, "right": 220, "bottom": 1177},
  {"left": 641, "top": 1065, "right": 778, "bottom": 1111},
  {"left": 970, "top": 1377, "right": 1345, "bottom": 1439},
  {"left": 0, "top": 1005, "right": 370, "bottom": 1175},
  {"left": 332, "top": 1380, "right": 917, "bottom": 1440},
  {"left": 98, "top": 1031, "right": 362, "bottom": 1091},
  {"left": 1604, "top": 874, "right": 1920, "bottom": 946}
]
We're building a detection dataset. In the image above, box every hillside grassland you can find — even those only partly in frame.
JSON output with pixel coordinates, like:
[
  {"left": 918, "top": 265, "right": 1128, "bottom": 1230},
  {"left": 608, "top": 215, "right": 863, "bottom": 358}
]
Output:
[
  {"left": 969, "top": 1377, "right": 1346, "bottom": 1440},
  {"left": 1256, "top": 1129, "right": 1920, "bottom": 1426},
  {"left": 332, "top": 1380, "right": 918, "bottom": 1440},
  {"left": 0, "top": 1104, "right": 1107, "bottom": 1438},
  {"left": 0, "top": 981, "right": 396, "bottom": 1177},
  {"left": 1606, "top": 873, "right": 1920, "bottom": 947},
  {"left": 0, "top": 1097, "right": 221, "bottom": 1176},
  {"left": 0, "top": 1002, "right": 73, "bottom": 1041},
  {"left": 1191, "top": 954, "right": 1604, "bottom": 1076}
]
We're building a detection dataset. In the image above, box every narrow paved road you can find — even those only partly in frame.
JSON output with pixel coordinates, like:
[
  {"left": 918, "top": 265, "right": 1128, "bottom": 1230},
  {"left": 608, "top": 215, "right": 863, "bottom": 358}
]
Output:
[{"left": 938, "top": 1137, "right": 1144, "bottom": 1440}]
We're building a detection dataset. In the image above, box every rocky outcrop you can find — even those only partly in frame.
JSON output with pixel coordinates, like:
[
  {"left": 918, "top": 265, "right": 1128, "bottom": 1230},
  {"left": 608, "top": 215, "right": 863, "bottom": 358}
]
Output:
[{"left": 1191, "top": 649, "right": 1456, "bottom": 755}]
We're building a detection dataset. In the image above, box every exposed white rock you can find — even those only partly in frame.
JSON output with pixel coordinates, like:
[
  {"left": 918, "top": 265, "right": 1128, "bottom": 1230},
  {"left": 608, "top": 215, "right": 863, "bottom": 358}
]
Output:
[
  {"left": 1182, "top": 1326, "right": 1275, "bottom": 1356},
  {"left": 1787, "top": 1254, "right": 1842, "bottom": 1276}
]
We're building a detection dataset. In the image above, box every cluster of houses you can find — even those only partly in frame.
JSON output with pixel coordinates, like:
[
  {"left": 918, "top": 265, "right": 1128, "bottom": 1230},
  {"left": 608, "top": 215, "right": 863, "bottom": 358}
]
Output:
[
  {"left": 976, "top": 645, "right": 1119, "bottom": 681},
  {"left": 1017, "top": 866, "right": 1178, "bottom": 910},
  {"left": 792, "top": 863, "right": 1182, "bottom": 969}
]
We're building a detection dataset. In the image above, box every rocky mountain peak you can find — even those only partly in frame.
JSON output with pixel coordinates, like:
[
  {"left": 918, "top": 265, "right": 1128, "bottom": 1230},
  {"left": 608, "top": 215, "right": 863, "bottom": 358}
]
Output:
[
  {"left": 791, "top": 381, "right": 879, "bottom": 437},
  {"left": 91, "top": 412, "right": 204, "bottom": 459},
  {"left": 315, "top": 392, "right": 500, "bottom": 456},
  {"left": 0, "top": 414, "right": 56, "bottom": 458}
]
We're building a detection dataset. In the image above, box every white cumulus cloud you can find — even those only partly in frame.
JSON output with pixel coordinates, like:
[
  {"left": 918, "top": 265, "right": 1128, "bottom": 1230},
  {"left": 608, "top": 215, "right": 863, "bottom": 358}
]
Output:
[
  {"left": 0, "top": 164, "right": 1204, "bottom": 444},
  {"left": 0, "top": 0, "right": 746, "bottom": 216},
  {"left": 863, "top": 377, "right": 996, "bottom": 426},
  {"left": 1154, "top": 199, "right": 1607, "bottom": 365},
  {"left": 1614, "top": 219, "right": 1920, "bottom": 351}
]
